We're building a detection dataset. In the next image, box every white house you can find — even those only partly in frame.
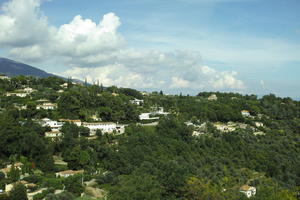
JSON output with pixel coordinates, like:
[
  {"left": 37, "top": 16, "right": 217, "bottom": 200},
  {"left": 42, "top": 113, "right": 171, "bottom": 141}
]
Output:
[
  {"left": 45, "top": 130, "right": 62, "bottom": 138},
  {"left": 23, "top": 87, "right": 36, "bottom": 93},
  {"left": 1, "top": 162, "right": 23, "bottom": 178},
  {"left": 208, "top": 94, "right": 218, "bottom": 101},
  {"left": 139, "top": 113, "right": 159, "bottom": 120},
  {"left": 240, "top": 185, "right": 256, "bottom": 198},
  {"left": 60, "top": 83, "right": 68, "bottom": 88},
  {"left": 241, "top": 110, "right": 251, "bottom": 117},
  {"left": 40, "top": 118, "right": 63, "bottom": 131},
  {"left": 82, "top": 122, "right": 118, "bottom": 135},
  {"left": 59, "top": 119, "right": 82, "bottom": 126},
  {"left": 130, "top": 99, "right": 144, "bottom": 105},
  {"left": 255, "top": 122, "right": 264, "bottom": 127},
  {"left": 5, "top": 92, "right": 28, "bottom": 97},
  {"left": 0, "top": 74, "right": 9, "bottom": 80},
  {"left": 36, "top": 103, "right": 57, "bottom": 110},
  {"left": 55, "top": 170, "right": 84, "bottom": 178}
]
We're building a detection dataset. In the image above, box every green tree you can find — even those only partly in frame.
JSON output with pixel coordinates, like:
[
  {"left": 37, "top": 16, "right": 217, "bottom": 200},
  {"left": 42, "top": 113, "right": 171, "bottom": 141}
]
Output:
[{"left": 9, "top": 183, "right": 28, "bottom": 200}]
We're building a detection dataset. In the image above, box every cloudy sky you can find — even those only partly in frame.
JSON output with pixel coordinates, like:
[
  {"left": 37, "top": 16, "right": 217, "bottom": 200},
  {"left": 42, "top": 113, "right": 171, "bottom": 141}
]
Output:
[{"left": 0, "top": 0, "right": 299, "bottom": 98}]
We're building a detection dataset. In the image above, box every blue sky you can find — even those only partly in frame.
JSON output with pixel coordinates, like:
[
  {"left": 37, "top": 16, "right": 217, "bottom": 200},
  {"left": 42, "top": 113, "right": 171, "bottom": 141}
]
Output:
[{"left": 0, "top": 0, "right": 299, "bottom": 98}]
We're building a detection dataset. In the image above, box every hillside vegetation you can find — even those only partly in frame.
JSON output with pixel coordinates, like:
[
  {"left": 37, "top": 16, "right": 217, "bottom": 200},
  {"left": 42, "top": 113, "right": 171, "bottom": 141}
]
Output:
[{"left": 0, "top": 75, "right": 300, "bottom": 200}]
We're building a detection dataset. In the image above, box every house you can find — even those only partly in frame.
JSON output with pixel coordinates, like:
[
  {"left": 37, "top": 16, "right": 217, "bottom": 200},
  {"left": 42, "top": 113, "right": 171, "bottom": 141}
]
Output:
[
  {"left": 240, "top": 185, "right": 256, "bottom": 198},
  {"left": 45, "top": 130, "right": 62, "bottom": 139},
  {"left": 82, "top": 122, "right": 118, "bottom": 135},
  {"left": 0, "top": 74, "right": 10, "bottom": 80},
  {"left": 208, "top": 94, "right": 218, "bottom": 101},
  {"left": 213, "top": 122, "right": 236, "bottom": 133},
  {"left": 59, "top": 119, "right": 82, "bottom": 126},
  {"left": 5, "top": 181, "right": 28, "bottom": 193},
  {"left": 40, "top": 118, "right": 63, "bottom": 130},
  {"left": 55, "top": 170, "right": 84, "bottom": 178},
  {"left": 139, "top": 113, "right": 159, "bottom": 120},
  {"left": 60, "top": 83, "right": 68, "bottom": 88},
  {"left": 130, "top": 99, "right": 144, "bottom": 106},
  {"left": 241, "top": 110, "right": 251, "bottom": 117},
  {"left": 1, "top": 162, "right": 23, "bottom": 178},
  {"left": 90, "top": 114, "right": 102, "bottom": 121},
  {"left": 111, "top": 92, "right": 119, "bottom": 97},
  {"left": 36, "top": 103, "right": 57, "bottom": 110},
  {"left": 23, "top": 87, "right": 36, "bottom": 93},
  {"left": 255, "top": 122, "right": 264, "bottom": 127},
  {"left": 5, "top": 92, "right": 28, "bottom": 97}
]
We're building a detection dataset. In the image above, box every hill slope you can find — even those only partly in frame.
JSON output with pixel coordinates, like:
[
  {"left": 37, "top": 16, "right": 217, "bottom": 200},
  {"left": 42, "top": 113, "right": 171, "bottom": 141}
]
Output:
[{"left": 0, "top": 57, "right": 55, "bottom": 77}]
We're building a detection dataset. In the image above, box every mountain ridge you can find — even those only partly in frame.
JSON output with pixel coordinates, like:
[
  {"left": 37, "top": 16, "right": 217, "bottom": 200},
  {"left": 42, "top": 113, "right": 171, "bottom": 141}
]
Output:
[{"left": 0, "top": 57, "right": 55, "bottom": 78}]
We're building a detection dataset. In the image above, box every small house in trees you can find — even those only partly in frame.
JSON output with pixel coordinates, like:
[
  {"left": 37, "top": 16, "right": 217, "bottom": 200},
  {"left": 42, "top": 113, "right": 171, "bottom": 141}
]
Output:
[
  {"left": 55, "top": 170, "right": 84, "bottom": 178},
  {"left": 130, "top": 98, "right": 144, "bottom": 106},
  {"left": 1, "top": 162, "right": 23, "bottom": 178},
  {"left": 240, "top": 185, "right": 256, "bottom": 198},
  {"left": 208, "top": 94, "right": 218, "bottom": 101},
  {"left": 36, "top": 103, "right": 57, "bottom": 110},
  {"left": 241, "top": 110, "right": 251, "bottom": 117}
]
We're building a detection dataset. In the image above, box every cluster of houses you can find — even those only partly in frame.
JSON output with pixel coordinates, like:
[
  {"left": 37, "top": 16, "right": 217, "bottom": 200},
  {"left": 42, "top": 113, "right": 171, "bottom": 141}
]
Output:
[
  {"left": 0, "top": 162, "right": 86, "bottom": 199},
  {"left": 40, "top": 118, "right": 125, "bottom": 140},
  {"left": 5, "top": 87, "right": 37, "bottom": 98}
]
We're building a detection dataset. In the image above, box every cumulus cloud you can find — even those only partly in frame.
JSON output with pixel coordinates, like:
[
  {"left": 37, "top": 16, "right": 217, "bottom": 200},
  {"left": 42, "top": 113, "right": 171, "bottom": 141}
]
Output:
[
  {"left": 170, "top": 77, "right": 190, "bottom": 88},
  {"left": 0, "top": 0, "right": 246, "bottom": 92},
  {"left": 0, "top": 0, "right": 54, "bottom": 47}
]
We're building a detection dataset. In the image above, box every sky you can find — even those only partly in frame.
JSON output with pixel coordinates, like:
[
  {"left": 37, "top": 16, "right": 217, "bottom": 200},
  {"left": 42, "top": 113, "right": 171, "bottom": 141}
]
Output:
[{"left": 0, "top": 0, "right": 299, "bottom": 98}]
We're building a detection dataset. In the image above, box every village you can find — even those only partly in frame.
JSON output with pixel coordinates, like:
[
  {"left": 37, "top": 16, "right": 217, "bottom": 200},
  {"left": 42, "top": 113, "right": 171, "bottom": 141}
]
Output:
[{"left": 0, "top": 75, "right": 285, "bottom": 199}]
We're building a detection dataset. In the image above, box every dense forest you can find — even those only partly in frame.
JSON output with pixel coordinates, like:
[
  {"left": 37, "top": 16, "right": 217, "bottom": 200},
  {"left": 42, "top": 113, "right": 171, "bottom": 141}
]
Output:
[{"left": 0, "top": 75, "right": 300, "bottom": 200}]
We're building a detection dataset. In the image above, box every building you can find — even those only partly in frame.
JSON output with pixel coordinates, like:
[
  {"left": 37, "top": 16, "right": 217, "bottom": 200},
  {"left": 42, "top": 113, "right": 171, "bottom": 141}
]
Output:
[
  {"left": 82, "top": 122, "right": 118, "bottom": 135},
  {"left": 0, "top": 74, "right": 10, "bottom": 80},
  {"left": 45, "top": 130, "right": 62, "bottom": 139},
  {"left": 255, "top": 122, "right": 264, "bottom": 127},
  {"left": 139, "top": 113, "right": 159, "bottom": 120},
  {"left": 5, "top": 92, "right": 28, "bottom": 97},
  {"left": 241, "top": 110, "right": 251, "bottom": 117},
  {"left": 40, "top": 118, "right": 63, "bottom": 131},
  {"left": 60, "top": 83, "right": 68, "bottom": 88},
  {"left": 36, "top": 103, "right": 57, "bottom": 110},
  {"left": 208, "top": 94, "right": 218, "bottom": 101},
  {"left": 240, "top": 185, "right": 256, "bottom": 198},
  {"left": 59, "top": 119, "right": 82, "bottom": 126},
  {"left": 1, "top": 162, "right": 23, "bottom": 178},
  {"left": 55, "top": 170, "right": 84, "bottom": 178},
  {"left": 130, "top": 99, "right": 144, "bottom": 106}
]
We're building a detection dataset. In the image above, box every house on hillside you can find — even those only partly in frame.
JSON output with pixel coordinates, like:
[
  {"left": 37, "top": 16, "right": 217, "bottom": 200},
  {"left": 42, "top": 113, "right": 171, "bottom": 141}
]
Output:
[
  {"left": 82, "top": 122, "right": 124, "bottom": 135},
  {"left": 0, "top": 74, "right": 10, "bottom": 80},
  {"left": 255, "top": 122, "right": 264, "bottom": 127},
  {"left": 45, "top": 130, "right": 62, "bottom": 140},
  {"left": 240, "top": 185, "right": 256, "bottom": 198},
  {"left": 1, "top": 162, "right": 23, "bottom": 178},
  {"left": 60, "top": 83, "right": 68, "bottom": 88},
  {"left": 5, "top": 92, "right": 28, "bottom": 97},
  {"left": 40, "top": 118, "right": 63, "bottom": 131},
  {"left": 241, "top": 110, "right": 251, "bottom": 117},
  {"left": 130, "top": 98, "right": 144, "bottom": 106},
  {"left": 59, "top": 119, "right": 82, "bottom": 126},
  {"left": 208, "top": 94, "right": 218, "bottom": 101},
  {"left": 36, "top": 103, "right": 57, "bottom": 110},
  {"left": 55, "top": 170, "right": 84, "bottom": 178}
]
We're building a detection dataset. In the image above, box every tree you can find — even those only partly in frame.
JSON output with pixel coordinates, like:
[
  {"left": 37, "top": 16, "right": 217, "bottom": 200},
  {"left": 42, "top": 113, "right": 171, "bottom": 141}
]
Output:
[
  {"left": 9, "top": 183, "right": 28, "bottom": 200},
  {"left": 7, "top": 167, "right": 20, "bottom": 182}
]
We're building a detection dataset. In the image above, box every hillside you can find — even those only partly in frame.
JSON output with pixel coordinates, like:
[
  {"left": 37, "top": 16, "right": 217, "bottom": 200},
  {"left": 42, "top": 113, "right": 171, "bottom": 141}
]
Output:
[
  {"left": 0, "top": 76, "right": 300, "bottom": 200},
  {"left": 0, "top": 57, "right": 54, "bottom": 77}
]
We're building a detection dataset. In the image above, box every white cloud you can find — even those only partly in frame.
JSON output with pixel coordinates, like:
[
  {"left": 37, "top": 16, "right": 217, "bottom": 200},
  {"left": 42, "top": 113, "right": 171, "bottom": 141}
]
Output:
[
  {"left": 170, "top": 77, "right": 190, "bottom": 88},
  {"left": 0, "top": 0, "right": 54, "bottom": 47},
  {"left": 0, "top": 0, "right": 246, "bottom": 92}
]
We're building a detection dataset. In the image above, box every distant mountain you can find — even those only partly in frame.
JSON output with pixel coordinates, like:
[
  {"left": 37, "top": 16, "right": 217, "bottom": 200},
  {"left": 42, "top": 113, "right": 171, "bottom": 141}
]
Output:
[{"left": 0, "top": 57, "right": 55, "bottom": 77}]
